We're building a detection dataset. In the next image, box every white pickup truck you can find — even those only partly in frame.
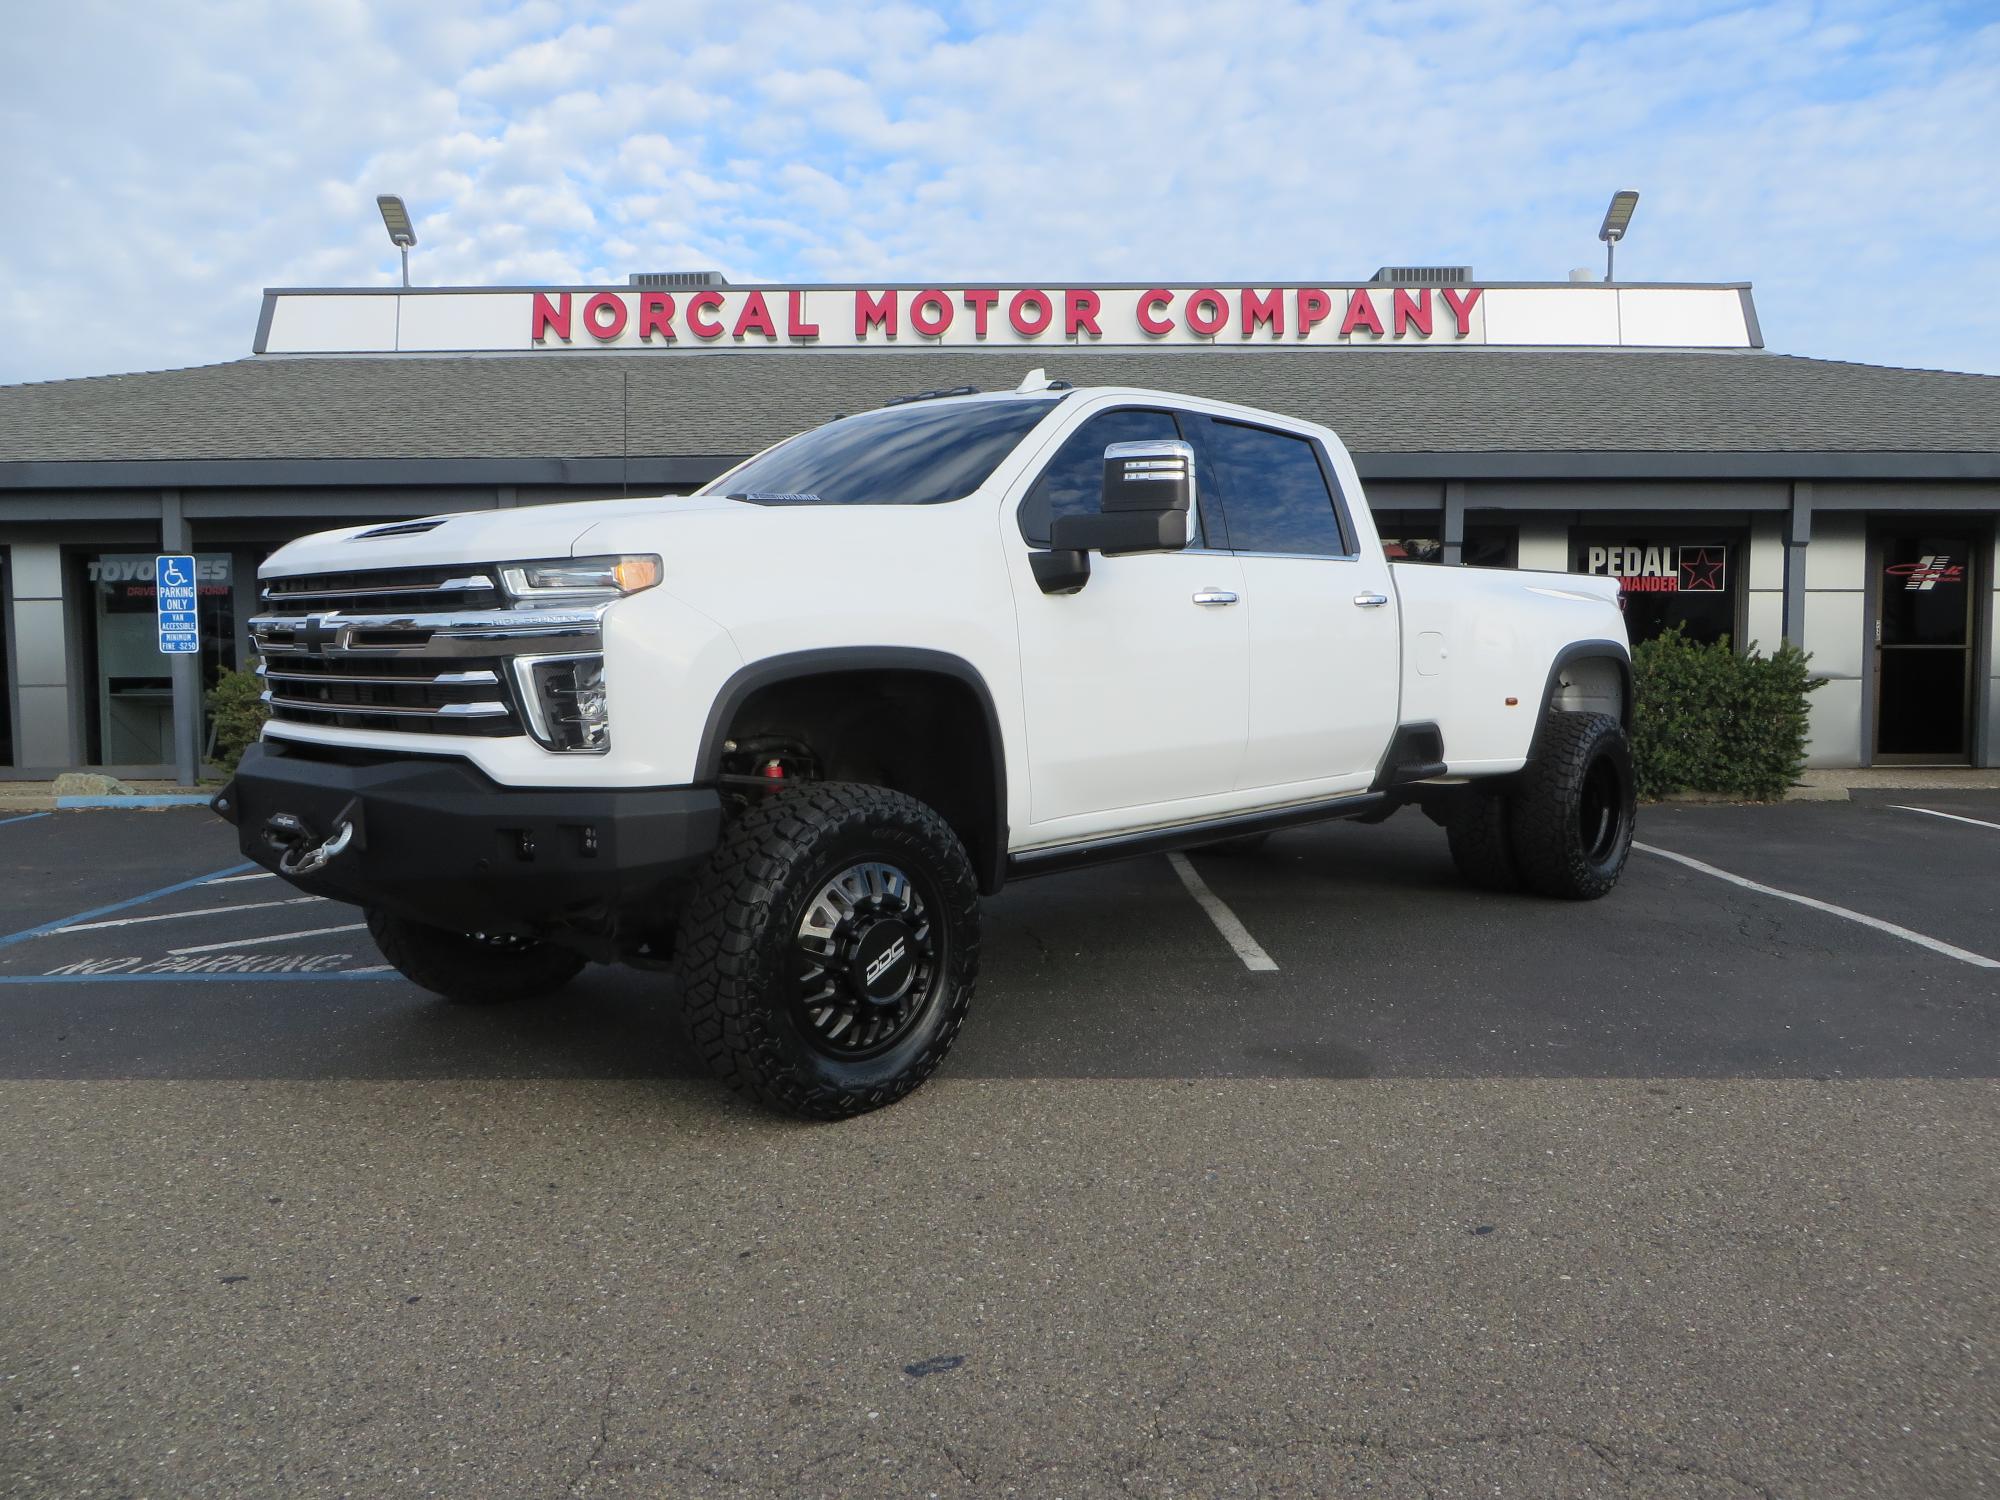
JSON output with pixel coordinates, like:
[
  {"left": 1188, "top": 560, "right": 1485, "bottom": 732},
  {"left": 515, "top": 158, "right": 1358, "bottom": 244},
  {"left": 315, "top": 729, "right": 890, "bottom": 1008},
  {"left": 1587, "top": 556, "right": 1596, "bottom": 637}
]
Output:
[{"left": 216, "top": 374, "right": 1635, "bottom": 1117}]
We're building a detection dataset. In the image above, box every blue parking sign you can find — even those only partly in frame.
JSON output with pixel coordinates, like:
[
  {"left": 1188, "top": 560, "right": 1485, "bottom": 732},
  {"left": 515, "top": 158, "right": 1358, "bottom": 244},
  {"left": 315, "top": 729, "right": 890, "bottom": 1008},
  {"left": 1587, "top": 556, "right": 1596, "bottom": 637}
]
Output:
[{"left": 156, "top": 554, "right": 199, "bottom": 654}]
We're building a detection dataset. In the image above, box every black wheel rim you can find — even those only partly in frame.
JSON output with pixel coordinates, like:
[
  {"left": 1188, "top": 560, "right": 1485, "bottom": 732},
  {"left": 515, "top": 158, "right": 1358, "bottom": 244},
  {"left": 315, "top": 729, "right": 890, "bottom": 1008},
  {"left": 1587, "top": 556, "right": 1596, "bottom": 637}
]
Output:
[
  {"left": 1579, "top": 753, "right": 1626, "bottom": 865},
  {"left": 792, "top": 860, "right": 942, "bottom": 1059}
]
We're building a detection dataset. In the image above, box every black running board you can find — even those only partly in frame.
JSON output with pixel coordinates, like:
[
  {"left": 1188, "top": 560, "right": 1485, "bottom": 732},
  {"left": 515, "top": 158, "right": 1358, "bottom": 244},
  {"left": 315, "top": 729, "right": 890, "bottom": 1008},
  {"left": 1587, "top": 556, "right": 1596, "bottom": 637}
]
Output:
[{"left": 1005, "top": 791, "right": 1390, "bottom": 881}]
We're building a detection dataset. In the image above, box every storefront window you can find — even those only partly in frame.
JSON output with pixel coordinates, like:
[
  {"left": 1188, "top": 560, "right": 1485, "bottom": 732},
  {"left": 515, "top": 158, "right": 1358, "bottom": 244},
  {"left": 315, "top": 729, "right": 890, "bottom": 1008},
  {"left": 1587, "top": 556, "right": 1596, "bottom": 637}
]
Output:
[
  {"left": 75, "top": 552, "right": 236, "bottom": 766},
  {"left": 0, "top": 548, "right": 13, "bottom": 767},
  {"left": 1572, "top": 531, "right": 1740, "bottom": 644},
  {"left": 1376, "top": 521, "right": 1517, "bottom": 568}
]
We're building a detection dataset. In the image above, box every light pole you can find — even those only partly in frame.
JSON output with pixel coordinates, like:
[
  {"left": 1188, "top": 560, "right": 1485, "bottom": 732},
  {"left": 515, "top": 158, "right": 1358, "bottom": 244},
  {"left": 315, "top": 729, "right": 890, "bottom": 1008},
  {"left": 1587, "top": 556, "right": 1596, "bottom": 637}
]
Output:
[
  {"left": 1599, "top": 190, "right": 1639, "bottom": 282},
  {"left": 377, "top": 194, "right": 417, "bottom": 286}
]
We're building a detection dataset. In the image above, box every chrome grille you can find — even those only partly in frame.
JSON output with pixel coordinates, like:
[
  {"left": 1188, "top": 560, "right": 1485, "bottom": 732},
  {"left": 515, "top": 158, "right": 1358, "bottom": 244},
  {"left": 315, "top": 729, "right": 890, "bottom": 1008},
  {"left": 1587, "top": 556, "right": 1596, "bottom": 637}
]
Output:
[
  {"left": 255, "top": 657, "right": 519, "bottom": 737},
  {"left": 252, "top": 563, "right": 608, "bottom": 740},
  {"left": 260, "top": 565, "right": 501, "bottom": 615}
]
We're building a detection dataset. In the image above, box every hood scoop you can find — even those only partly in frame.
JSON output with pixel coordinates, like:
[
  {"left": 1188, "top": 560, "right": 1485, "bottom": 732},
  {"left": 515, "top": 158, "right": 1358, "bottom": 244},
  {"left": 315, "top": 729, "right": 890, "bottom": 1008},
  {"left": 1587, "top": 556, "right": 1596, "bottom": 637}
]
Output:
[{"left": 353, "top": 518, "right": 447, "bottom": 540}]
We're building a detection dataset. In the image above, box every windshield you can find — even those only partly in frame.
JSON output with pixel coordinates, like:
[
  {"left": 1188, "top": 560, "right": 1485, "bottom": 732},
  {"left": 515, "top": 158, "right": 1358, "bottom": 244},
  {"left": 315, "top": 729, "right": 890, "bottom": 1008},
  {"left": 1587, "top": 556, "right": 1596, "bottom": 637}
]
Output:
[{"left": 706, "top": 397, "right": 1058, "bottom": 506}]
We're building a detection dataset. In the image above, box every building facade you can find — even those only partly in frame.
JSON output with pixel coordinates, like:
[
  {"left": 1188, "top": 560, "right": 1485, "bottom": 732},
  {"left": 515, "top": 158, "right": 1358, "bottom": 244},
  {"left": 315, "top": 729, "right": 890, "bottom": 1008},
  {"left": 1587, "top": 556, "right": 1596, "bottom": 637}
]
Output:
[{"left": 2, "top": 276, "right": 1996, "bottom": 779}]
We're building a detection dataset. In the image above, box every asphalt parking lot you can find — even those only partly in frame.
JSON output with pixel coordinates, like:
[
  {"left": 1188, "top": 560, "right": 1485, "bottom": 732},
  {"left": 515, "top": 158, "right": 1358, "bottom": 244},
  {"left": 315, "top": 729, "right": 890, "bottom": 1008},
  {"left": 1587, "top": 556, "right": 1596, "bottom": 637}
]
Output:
[{"left": 3, "top": 794, "right": 1996, "bottom": 1497}]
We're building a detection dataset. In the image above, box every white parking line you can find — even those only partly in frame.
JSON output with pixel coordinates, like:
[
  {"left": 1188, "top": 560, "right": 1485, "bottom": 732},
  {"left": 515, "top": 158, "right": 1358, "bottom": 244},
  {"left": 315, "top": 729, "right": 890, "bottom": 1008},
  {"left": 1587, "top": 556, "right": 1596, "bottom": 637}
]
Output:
[
  {"left": 1167, "top": 852, "right": 1279, "bottom": 972},
  {"left": 49, "top": 895, "right": 324, "bottom": 936},
  {"left": 1889, "top": 805, "right": 2000, "bottom": 834},
  {"left": 168, "top": 922, "right": 368, "bottom": 955},
  {"left": 1636, "top": 842, "right": 2000, "bottom": 970},
  {"left": 204, "top": 871, "right": 278, "bottom": 884}
]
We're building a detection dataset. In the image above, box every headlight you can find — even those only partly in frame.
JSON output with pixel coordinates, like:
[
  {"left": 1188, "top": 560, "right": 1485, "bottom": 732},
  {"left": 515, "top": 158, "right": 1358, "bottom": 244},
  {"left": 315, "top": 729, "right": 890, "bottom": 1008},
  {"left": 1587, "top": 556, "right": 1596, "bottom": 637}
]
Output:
[
  {"left": 500, "top": 554, "right": 661, "bottom": 601},
  {"left": 512, "top": 653, "right": 610, "bottom": 753}
]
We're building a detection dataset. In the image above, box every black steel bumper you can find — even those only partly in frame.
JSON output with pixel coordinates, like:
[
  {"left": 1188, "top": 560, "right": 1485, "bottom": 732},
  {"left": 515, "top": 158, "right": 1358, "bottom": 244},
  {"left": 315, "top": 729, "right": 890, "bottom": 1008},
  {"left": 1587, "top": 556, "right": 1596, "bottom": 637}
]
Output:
[{"left": 213, "top": 742, "right": 725, "bottom": 934}]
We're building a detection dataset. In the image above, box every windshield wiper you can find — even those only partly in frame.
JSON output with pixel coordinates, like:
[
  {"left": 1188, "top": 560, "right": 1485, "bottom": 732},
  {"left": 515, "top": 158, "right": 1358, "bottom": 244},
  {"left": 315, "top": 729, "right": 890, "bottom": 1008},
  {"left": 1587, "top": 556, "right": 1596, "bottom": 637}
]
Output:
[{"left": 725, "top": 491, "right": 825, "bottom": 505}]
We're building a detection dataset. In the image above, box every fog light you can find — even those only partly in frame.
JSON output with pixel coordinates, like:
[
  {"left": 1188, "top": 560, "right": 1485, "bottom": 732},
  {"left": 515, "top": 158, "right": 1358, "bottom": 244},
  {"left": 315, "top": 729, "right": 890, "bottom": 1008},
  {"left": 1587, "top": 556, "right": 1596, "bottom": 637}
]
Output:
[{"left": 512, "top": 653, "right": 610, "bottom": 753}]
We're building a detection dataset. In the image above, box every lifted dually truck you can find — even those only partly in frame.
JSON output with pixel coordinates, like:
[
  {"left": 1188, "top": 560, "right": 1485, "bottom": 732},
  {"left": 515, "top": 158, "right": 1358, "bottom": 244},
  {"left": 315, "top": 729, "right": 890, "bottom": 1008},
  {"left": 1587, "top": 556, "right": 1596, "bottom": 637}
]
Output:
[{"left": 215, "top": 373, "right": 1636, "bottom": 1119}]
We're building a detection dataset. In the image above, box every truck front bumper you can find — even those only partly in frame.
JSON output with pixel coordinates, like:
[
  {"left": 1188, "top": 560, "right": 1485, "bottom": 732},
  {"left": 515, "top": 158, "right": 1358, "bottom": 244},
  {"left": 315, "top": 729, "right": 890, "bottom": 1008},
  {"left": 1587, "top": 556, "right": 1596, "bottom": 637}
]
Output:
[{"left": 213, "top": 742, "right": 725, "bottom": 935}]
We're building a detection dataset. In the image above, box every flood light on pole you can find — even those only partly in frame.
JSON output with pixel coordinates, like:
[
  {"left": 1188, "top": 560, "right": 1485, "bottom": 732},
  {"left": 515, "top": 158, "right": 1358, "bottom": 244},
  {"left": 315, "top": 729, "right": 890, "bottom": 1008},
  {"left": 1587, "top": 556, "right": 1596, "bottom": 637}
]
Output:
[
  {"left": 377, "top": 194, "right": 417, "bottom": 286},
  {"left": 1598, "top": 190, "right": 1639, "bottom": 282}
]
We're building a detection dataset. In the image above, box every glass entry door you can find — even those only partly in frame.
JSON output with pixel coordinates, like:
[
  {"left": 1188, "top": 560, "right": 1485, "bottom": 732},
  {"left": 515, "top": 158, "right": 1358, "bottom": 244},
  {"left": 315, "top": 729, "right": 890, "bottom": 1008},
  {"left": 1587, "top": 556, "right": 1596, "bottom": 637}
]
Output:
[{"left": 1874, "top": 532, "right": 1979, "bottom": 762}]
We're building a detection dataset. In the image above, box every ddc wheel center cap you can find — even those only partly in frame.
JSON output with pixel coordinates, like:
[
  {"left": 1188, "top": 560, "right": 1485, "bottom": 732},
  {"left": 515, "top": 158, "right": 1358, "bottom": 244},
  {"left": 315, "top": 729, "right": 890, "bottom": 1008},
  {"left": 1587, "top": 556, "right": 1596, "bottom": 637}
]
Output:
[{"left": 850, "top": 917, "right": 917, "bottom": 1005}]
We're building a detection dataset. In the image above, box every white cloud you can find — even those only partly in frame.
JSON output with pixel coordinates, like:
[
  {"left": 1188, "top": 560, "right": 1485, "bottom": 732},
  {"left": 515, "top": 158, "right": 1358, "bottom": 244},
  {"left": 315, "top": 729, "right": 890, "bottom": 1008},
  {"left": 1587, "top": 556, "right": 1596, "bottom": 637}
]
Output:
[{"left": 0, "top": 0, "right": 1995, "bottom": 382}]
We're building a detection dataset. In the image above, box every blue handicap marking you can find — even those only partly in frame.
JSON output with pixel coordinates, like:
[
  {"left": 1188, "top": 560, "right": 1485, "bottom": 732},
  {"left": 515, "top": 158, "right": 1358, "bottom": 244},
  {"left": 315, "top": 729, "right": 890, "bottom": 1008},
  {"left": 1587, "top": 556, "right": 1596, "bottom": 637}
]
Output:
[{"left": 156, "top": 553, "right": 199, "bottom": 654}]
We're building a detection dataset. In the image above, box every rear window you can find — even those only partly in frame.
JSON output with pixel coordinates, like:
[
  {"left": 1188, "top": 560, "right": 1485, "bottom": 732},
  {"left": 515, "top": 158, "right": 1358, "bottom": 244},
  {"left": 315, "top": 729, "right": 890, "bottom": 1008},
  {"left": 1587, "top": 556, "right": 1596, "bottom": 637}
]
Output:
[
  {"left": 1205, "top": 419, "right": 1349, "bottom": 556},
  {"left": 705, "top": 398, "right": 1057, "bottom": 507}
]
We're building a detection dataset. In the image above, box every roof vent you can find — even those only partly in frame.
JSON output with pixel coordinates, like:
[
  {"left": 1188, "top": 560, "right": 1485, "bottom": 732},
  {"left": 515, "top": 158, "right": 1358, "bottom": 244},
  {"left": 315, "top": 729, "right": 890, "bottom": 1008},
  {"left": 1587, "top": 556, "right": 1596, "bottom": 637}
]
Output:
[
  {"left": 628, "top": 271, "right": 730, "bottom": 288},
  {"left": 1370, "top": 266, "right": 1473, "bottom": 285},
  {"left": 352, "top": 518, "right": 446, "bottom": 540}
]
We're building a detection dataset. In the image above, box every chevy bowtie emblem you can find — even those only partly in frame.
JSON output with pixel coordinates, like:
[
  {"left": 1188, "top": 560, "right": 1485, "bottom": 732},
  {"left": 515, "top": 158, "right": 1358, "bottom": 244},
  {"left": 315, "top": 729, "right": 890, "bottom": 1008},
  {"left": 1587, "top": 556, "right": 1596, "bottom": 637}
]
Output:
[{"left": 298, "top": 613, "right": 343, "bottom": 652}]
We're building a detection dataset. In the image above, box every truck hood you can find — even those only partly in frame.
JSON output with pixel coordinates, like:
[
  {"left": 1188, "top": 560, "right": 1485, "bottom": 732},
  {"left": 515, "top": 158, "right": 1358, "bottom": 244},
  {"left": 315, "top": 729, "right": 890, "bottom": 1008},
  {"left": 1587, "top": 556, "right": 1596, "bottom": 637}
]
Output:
[{"left": 260, "top": 493, "right": 743, "bottom": 578}]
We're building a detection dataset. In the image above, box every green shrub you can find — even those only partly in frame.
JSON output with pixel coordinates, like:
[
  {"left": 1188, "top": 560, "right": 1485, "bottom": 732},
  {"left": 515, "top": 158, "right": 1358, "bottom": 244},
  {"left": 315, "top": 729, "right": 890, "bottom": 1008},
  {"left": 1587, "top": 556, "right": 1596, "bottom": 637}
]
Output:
[
  {"left": 206, "top": 667, "right": 269, "bottom": 773},
  {"left": 1629, "top": 627, "right": 1818, "bottom": 801}
]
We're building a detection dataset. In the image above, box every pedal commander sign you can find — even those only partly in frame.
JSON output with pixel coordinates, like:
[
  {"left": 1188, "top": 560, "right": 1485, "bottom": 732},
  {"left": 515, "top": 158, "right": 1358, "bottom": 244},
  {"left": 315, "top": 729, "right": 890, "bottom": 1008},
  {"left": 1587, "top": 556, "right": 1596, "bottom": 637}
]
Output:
[
  {"left": 255, "top": 283, "right": 1761, "bottom": 354},
  {"left": 1582, "top": 543, "right": 1729, "bottom": 594}
]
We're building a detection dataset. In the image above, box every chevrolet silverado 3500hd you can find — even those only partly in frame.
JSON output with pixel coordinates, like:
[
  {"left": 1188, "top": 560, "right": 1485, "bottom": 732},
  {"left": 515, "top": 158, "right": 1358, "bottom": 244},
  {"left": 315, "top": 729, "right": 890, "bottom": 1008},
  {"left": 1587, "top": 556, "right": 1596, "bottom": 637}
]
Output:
[{"left": 215, "top": 374, "right": 1636, "bottom": 1118}]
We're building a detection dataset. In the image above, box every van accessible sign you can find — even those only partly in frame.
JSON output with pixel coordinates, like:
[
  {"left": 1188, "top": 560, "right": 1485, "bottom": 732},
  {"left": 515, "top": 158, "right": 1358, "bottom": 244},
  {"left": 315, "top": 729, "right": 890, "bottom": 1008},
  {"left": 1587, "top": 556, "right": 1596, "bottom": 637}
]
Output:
[
  {"left": 257, "top": 282, "right": 1762, "bottom": 355},
  {"left": 156, "top": 554, "right": 199, "bottom": 654}
]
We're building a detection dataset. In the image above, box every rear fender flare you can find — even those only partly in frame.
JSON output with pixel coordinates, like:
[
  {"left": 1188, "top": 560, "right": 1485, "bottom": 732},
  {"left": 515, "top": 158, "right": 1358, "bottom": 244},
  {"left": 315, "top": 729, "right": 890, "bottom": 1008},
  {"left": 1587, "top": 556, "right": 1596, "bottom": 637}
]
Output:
[{"left": 1528, "top": 640, "right": 1632, "bottom": 762}]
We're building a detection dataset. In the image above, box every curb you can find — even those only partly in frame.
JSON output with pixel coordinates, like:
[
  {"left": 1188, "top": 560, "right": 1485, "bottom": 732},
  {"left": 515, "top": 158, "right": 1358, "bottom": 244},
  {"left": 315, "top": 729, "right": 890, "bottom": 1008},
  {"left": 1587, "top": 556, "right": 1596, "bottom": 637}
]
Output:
[
  {"left": 54, "top": 795, "right": 216, "bottom": 810},
  {"left": 1650, "top": 785, "right": 1852, "bottom": 805}
]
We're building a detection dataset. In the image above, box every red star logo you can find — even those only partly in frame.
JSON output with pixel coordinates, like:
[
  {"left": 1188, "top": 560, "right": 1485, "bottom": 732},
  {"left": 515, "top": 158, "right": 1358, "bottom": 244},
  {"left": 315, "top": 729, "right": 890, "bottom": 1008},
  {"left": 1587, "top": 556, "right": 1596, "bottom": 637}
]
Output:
[{"left": 1679, "top": 547, "right": 1726, "bottom": 592}]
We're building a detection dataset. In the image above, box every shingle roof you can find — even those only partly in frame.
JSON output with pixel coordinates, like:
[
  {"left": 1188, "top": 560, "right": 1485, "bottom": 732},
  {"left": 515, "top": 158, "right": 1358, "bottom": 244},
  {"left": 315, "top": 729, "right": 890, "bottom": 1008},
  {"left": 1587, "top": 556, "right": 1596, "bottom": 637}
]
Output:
[{"left": 2, "top": 347, "right": 1996, "bottom": 464}]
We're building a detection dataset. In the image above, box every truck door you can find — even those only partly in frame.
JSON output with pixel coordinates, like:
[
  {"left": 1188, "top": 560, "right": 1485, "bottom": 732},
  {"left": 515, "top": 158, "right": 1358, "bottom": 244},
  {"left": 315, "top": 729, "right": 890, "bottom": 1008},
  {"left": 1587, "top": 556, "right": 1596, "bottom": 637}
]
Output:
[
  {"left": 1007, "top": 406, "right": 1249, "bottom": 835},
  {"left": 1192, "top": 415, "right": 1401, "bottom": 795}
]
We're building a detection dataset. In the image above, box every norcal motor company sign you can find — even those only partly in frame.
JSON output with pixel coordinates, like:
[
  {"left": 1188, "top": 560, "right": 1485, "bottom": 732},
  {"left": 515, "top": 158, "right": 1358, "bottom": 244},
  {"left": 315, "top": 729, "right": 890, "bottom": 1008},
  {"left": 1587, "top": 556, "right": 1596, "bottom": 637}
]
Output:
[
  {"left": 527, "top": 285, "right": 1487, "bottom": 346},
  {"left": 256, "top": 282, "right": 1761, "bottom": 354}
]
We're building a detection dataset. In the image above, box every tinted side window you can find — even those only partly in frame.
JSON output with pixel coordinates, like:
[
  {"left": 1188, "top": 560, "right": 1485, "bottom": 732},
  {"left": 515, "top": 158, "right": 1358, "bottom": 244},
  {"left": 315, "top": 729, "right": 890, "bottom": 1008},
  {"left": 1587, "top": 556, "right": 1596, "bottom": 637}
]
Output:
[
  {"left": 1019, "top": 408, "right": 1183, "bottom": 545},
  {"left": 1205, "top": 420, "right": 1348, "bottom": 556}
]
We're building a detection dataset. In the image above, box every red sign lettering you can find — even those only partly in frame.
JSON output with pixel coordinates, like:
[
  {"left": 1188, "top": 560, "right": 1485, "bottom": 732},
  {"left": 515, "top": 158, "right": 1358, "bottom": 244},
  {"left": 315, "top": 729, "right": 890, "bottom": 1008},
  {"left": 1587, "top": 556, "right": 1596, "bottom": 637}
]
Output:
[
  {"left": 1186, "top": 289, "right": 1228, "bottom": 337},
  {"left": 1009, "top": 289, "right": 1052, "bottom": 336},
  {"left": 732, "top": 291, "right": 777, "bottom": 341},
  {"left": 583, "top": 293, "right": 627, "bottom": 342},
  {"left": 1443, "top": 287, "right": 1482, "bottom": 336},
  {"left": 1241, "top": 288, "right": 1283, "bottom": 337},
  {"left": 1137, "top": 289, "right": 1174, "bottom": 336},
  {"left": 1064, "top": 289, "right": 1102, "bottom": 338},
  {"left": 638, "top": 292, "right": 675, "bottom": 341},
  {"left": 963, "top": 288, "right": 999, "bottom": 338},
  {"left": 531, "top": 291, "right": 572, "bottom": 343},
  {"left": 1392, "top": 288, "right": 1433, "bottom": 337},
  {"left": 1340, "top": 289, "right": 1384, "bottom": 338},
  {"left": 856, "top": 289, "right": 897, "bottom": 339},
  {"left": 910, "top": 289, "right": 953, "bottom": 337},
  {"left": 687, "top": 291, "right": 725, "bottom": 340}
]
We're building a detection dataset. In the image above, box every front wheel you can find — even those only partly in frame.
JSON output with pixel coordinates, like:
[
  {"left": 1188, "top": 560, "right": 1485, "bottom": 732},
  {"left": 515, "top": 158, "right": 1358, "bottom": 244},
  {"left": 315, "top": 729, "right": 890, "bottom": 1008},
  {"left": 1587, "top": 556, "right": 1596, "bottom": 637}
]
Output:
[
  {"left": 364, "top": 909, "right": 585, "bottom": 1003},
  {"left": 1507, "top": 712, "right": 1636, "bottom": 900},
  {"left": 674, "top": 783, "right": 980, "bottom": 1121}
]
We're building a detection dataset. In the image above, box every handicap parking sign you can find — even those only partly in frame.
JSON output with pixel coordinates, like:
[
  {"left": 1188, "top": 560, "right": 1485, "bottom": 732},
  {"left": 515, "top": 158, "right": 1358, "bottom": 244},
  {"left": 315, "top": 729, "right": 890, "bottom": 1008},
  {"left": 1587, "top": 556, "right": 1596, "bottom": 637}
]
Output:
[{"left": 156, "top": 554, "right": 199, "bottom": 654}]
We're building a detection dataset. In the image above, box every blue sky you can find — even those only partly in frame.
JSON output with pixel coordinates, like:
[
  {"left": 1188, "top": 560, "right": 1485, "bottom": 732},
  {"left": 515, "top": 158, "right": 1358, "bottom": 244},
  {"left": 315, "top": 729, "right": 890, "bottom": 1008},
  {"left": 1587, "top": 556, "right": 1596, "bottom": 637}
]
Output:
[{"left": 2, "top": 0, "right": 1997, "bottom": 383}]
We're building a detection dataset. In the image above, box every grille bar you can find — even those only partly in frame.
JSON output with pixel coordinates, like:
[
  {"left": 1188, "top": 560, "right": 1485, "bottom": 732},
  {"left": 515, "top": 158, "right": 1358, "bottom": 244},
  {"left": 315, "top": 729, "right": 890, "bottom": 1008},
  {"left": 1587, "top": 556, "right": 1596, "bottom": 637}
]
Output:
[
  {"left": 262, "top": 693, "right": 512, "bottom": 720},
  {"left": 258, "top": 665, "right": 500, "bottom": 688},
  {"left": 260, "top": 574, "right": 493, "bottom": 603}
]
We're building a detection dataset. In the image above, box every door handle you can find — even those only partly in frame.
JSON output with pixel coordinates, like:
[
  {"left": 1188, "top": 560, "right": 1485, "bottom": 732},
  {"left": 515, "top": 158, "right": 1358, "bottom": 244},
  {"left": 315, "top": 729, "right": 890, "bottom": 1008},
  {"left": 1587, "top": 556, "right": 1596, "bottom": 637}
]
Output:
[
  {"left": 1353, "top": 592, "right": 1389, "bottom": 608},
  {"left": 1192, "top": 589, "right": 1240, "bottom": 607}
]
